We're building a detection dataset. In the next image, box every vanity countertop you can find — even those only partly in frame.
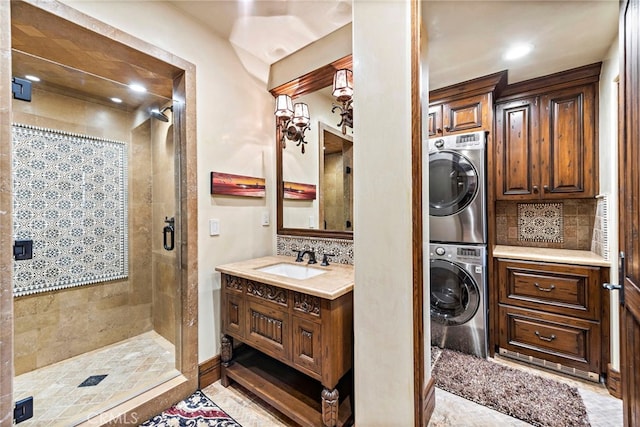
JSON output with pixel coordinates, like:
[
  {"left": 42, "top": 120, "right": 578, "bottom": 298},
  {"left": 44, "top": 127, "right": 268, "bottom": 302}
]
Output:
[
  {"left": 215, "top": 255, "right": 354, "bottom": 300},
  {"left": 493, "top": 245, "right": 610, "bottom": 267}
]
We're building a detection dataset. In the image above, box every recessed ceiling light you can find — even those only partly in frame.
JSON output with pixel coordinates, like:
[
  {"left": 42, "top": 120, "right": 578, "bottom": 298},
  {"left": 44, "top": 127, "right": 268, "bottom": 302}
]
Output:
[
  {"left": 25, "top": 75, "right": 40, "bottom": 82},
  {"left": 503, "top": 43, "right": 534, "bottom": 61},
  {"left": 128, "top": 83, "right": 147, "bottom": 93},
  {"left": 110, "top": 97, "right": 123, "bottom": 104}
]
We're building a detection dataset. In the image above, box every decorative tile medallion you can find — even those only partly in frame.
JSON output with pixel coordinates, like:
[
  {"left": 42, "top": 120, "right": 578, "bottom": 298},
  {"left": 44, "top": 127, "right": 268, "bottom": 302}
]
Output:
[
  {"left": 277, "top": 235, "right": 354, "bottom": 265},
  {"left": 517, "top": 202, "right": 563, "bottom": 243},
  {"left": 12, "top": 124, "right": 128, "bottom": 297}
]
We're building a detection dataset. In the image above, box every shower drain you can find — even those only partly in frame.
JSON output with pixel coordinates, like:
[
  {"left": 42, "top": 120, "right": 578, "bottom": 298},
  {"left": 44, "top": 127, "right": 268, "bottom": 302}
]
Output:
[{"left": 78, "top": 374, "right": 108, "bottom": 387}]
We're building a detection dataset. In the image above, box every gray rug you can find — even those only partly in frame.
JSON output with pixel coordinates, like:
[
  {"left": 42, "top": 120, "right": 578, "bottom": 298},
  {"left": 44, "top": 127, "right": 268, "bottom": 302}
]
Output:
[{"left": 431, "top": 348, "right": 590, "bottom": 427}]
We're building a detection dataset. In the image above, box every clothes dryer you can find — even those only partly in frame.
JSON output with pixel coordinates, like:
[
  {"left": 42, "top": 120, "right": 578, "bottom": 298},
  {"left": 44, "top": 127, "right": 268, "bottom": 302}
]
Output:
[
  {"left": 430, "top": 243, "right": 487, "bottom": 358},
  {"left": 428, "top": 131, "right": 486, "bottom": 244}
]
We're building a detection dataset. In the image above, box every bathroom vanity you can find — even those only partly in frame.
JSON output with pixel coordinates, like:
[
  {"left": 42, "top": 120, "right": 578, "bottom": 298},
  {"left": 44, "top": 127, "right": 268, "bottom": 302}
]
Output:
[{"left": 215, "top": 256, "right": 354, "bottom": 427}]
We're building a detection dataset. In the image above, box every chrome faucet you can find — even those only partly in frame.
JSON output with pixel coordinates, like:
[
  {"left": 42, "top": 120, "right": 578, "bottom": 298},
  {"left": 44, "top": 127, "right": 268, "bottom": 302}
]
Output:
[{"left": 295, "top": 250, "right": 317, "bottom": 264}]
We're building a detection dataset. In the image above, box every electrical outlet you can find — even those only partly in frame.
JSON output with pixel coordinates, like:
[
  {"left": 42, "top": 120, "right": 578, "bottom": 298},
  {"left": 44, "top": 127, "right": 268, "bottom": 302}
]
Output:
[{"left": 261, "top": 211, "right": 270, "bottom": 226}]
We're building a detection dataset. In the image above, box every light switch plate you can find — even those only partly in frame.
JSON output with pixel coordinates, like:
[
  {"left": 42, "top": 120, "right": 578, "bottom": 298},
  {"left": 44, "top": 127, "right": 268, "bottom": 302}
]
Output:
[
  {"left": 261, "top": 211, "right": 270, "bottom": 226},
  {"left": 209, "top": 219, "right": 220, "bottom": 236}
]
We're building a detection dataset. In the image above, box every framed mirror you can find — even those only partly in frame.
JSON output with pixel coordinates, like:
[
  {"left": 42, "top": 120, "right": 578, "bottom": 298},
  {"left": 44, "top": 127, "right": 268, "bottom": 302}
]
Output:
[{"left": 273, "top": 55, "right": 353, "bottom": 240}]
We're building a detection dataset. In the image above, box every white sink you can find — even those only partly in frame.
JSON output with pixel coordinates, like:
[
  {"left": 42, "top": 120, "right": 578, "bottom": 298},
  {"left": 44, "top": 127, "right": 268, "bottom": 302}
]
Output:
[{"left": 257, "top": 263, "right": 326, "bottom": 280}]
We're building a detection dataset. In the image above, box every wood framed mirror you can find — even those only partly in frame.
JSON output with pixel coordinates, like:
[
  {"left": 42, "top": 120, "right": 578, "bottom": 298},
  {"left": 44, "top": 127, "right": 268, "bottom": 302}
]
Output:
[{"left": 271, "top": 54, "right": 353, "bottom": 240}]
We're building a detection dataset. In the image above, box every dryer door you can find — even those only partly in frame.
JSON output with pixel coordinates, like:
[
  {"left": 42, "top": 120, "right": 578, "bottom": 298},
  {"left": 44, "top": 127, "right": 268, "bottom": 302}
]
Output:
[
  {"left": 430, "top": 259, "right": 480, "bottom": 326},
  {"left": 429, "top": 151, "right": 478, "bottom": 217}
]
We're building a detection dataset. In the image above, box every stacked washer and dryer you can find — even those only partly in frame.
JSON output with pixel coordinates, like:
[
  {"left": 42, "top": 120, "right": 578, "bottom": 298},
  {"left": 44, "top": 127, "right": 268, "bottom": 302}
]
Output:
[{"left": 428, "top": 131, "right": 488, "bottom": 358}]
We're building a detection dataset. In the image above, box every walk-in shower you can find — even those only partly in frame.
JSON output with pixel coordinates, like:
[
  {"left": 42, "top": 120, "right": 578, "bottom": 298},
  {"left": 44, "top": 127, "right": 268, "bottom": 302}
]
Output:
[{"left": 10, "top": 47, "right": 182, "bottom": 425}]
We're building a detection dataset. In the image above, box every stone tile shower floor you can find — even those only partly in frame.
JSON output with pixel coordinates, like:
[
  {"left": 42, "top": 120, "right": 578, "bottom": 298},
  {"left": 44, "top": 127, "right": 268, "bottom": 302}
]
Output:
[
  {"left": 202, "top": 354, "right": 622, "bottom": 427},
  {"left": 13, "top": 330, "right": 179, "bottom": 426}
]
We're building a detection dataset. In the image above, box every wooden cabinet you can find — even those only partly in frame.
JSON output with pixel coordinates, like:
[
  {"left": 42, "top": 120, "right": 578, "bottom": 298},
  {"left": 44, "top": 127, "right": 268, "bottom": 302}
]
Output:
[
  {"left": 428, "top": 70, "right": 508, "bottom": 137},
  {"left": 220, "top": 273, "right": 353, "bottom": 427},
  {"left": 428, "top": 93, "right": 488, "bottom": 136},
  {"left": 495, "top": 64, "right": 600, "bottom": 200},
  {"left": 497, "top": 259, "right": 602, "bottom": 377}
]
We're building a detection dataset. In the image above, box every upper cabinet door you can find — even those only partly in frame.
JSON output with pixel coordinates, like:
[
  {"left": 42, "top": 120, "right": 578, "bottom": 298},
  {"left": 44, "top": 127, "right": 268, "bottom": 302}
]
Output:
[
  {"left": 442, "top": 94, "right": 488, "bottom": 134},
  {"left": 539, "top": 84, "right": 597, "bottom": 198},
  {"left": 495, "top": 97, "right": 540, "bottom": 200},
  {"left": 428, "top": 105, "right": 443, "bottom": 137}
]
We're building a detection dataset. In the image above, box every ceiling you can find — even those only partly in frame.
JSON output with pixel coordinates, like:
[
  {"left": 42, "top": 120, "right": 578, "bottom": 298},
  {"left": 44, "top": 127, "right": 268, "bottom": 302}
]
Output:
[{"left": 169, "top": 0, "right": 619, "bottom": 90}]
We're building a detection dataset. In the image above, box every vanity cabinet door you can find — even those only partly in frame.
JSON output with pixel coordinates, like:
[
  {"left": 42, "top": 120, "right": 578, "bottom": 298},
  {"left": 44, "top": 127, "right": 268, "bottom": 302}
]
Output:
[
  {"left": 245, "top": 300, "right": 291, "bottom": 361},
  {"left": 292, "top": 316, "right": 322, "bottom": 378},
  {"left": 222, "top": 291, "right": 245, "bottom": 339}
]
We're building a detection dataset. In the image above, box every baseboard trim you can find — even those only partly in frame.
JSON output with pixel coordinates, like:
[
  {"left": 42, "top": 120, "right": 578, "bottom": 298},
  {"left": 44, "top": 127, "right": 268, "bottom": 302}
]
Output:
[
  {"left": 422, "top": 376, "right": 436, "bottom": 425},
  {"left": 606, "top": 363, "right": 622, "bottom": 399},
  {"left": 199, "top": 355, "right": 221, "bottom": 389}
]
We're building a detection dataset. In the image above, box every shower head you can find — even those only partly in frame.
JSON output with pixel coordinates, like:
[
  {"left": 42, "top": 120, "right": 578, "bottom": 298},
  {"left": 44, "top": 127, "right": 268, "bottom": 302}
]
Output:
[{"left": 150, "top": 105, "right": 173, "bottom": 122}]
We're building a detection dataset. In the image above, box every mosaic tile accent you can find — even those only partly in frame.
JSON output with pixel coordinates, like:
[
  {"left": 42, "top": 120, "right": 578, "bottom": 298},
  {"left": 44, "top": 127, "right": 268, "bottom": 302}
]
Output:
[
  {"left": 12, "top": 124, "right": 128, "bottom": 296},
  {"left": 591, "top": 196, "right": 609, "bottom": 260},
  {"left": 517, "top": 202, "right": 564, "bottom": 243},
  {"left": 277, "top": 235, "right": 354, "bottom": 265}
]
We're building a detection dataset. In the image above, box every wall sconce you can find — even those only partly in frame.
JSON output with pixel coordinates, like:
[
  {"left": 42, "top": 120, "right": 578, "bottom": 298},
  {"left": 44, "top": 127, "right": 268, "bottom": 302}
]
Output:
[
  {"left": 331, "top": 69, "right": 353, "bottom": 135},
  {"left": 275, "top": 94, "right": 311, "bottom": 154}
]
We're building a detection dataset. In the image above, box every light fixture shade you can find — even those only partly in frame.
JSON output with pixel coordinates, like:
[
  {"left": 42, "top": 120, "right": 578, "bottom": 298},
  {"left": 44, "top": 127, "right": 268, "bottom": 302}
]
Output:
[
  {"left": 332, "top": 69, "right": 354, "bottom": 102},
  {"left": 291, "top": 102, "right": 310, "bottom": 127},
  {"left": 274, "top": 94, "right": 294, "bottom": 119}
]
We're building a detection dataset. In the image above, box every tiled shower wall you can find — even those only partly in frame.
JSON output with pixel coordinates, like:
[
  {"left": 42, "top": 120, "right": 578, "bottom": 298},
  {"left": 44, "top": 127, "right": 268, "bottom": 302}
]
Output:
[
  {"left": 495, "top": 199, "right": 597, "bottom": 250},
  {"left": 12, "top": 88, "right": 155, "bottom": 374}
]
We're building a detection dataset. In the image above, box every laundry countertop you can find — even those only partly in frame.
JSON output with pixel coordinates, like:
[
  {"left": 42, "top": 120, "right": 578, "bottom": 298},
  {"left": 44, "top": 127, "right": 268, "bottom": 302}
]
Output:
[{"left": 493, "top": 245, "right": 610, "bottom": 267}]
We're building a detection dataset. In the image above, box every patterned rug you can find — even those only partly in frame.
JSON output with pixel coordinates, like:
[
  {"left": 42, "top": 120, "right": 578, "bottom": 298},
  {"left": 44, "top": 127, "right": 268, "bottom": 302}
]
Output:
[
  {"left": 431, "top": 347, "right": 590, "bottom": 427},
  {"left": 141, "top": 390, "right": 241, "bottom": 426}
]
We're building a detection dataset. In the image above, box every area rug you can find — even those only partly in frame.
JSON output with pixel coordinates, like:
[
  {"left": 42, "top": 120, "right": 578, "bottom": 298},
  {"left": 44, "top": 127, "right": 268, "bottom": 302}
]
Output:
[
  {"left": 140, "top": 390, "right": 241, "bottom": 426},
  {"left": 431, "top": 348, "right": 590, "bottom": 427}
]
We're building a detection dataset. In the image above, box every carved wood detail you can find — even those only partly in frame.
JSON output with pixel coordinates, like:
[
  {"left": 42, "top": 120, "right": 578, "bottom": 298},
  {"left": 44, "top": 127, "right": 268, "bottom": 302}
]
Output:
[
  {"left": 225, "top": 275, "right": 244, "bottom": 291},
  {"left": 294, "top": 292, "right": 321, "bottom": 316},
  {"left": 247, "top": 281, "right": 288, "bottom": 305},
  {"left": 221, "top": 335, "right": 233, "bottom": 366},
  {"left": 250, "top": 310, "right": 284, "bottom": 344},
  {"left": 321, "top": 388, "right": 339, "bottom": 427}
]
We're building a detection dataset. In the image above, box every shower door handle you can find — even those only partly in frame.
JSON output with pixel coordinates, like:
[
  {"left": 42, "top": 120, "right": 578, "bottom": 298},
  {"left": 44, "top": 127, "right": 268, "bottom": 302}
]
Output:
[{"left": 163, "top": 217, "right": 175, "bottom": 251}]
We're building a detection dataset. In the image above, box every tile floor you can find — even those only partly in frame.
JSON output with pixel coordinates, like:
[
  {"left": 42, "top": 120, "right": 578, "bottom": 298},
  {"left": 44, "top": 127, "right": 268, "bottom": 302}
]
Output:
[
  {"left": 202, "top": 355, "right": 623, "bottom": 427},
  {"left": 14, "top": 331, "right": 179, "bottom": 427}
]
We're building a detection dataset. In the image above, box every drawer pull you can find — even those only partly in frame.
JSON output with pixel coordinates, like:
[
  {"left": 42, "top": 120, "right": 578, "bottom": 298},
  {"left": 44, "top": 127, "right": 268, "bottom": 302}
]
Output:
[
  {"left": 534, "top": 283, "right": 556, "bottom": 292},
  {"left": 535, "top": 331, "right": 557, "bottom": 342}
]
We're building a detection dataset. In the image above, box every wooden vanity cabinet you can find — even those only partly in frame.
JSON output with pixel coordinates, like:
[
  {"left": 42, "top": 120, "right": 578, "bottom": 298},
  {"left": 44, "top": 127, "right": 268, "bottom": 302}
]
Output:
[
  {"left": 220, "top": 273, "right": 353, "bottom": 427},
  {"left": 497, "top": 259, "right": 602, "bottom": 376},
  {"left": 495, "top": 64, "right": 600, "bottom": 200}
]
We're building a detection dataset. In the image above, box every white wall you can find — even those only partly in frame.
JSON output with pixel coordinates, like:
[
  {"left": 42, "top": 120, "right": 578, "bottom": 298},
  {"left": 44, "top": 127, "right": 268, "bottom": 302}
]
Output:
[
  {"left": 62, "top": 0, "right": 275, "bottom": 362},
  {"left": 353, "top": 1, "right": 415, "bottom": 424},
  {"left": 599, "top": 36, "right": 620, "bottom": 370}
]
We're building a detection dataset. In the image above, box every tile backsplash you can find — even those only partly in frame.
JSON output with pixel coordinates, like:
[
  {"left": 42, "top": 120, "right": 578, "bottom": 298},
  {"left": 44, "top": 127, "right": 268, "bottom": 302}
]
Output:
[
  {"left": 496, "top": 199, "right": 596, "bottom": 250},
  {"left": 277, "top": 235, "right": 354, "bottom": 265}
]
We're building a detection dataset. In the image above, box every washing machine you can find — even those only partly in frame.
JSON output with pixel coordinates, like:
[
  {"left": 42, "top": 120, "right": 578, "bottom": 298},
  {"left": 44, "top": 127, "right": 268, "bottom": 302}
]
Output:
[
  {"left": 428, "top": 131, "right": 487, "bottom": 244},
  {"left": 430, "top": 242, "right": 487, "bottom": 358}
]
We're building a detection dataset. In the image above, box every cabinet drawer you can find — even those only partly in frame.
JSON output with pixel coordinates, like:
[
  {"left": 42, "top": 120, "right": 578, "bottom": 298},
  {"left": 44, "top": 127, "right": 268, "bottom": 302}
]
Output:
[
  {"left": 498, "top": 259, "right": 600, "bottom": 319},
  {"left": 499, "top": 305, "right": 600, "bottom": 373},
  {"left": 245, "top": 300, "right": 290, "bottom": 361},
  {"left": 292, "top": 316, "right": 322, "bottom": 378}
]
